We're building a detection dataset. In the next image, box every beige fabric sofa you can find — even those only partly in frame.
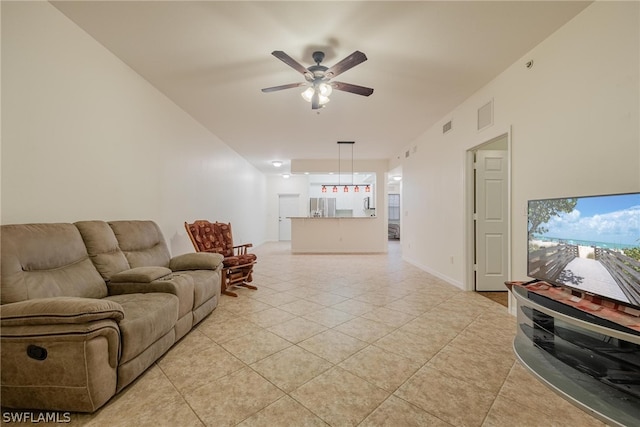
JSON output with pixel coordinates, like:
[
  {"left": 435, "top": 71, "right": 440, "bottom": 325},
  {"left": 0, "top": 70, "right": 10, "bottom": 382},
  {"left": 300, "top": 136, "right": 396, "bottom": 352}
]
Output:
[{"left": 0, "top": 220, "right": 223, "bottom": 413}]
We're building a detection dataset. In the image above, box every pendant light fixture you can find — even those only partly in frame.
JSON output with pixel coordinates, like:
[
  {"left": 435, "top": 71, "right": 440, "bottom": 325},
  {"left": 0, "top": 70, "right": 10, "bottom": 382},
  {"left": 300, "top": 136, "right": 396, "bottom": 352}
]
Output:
[
  {"left": 320, "top": 141, "right": 372, "bottom": 193},
  {"left": 338, "top": 141, "right": 353, "bottom": 192},
  {"left": 321, "top": 141, "right": 371, "bottom": 192}
]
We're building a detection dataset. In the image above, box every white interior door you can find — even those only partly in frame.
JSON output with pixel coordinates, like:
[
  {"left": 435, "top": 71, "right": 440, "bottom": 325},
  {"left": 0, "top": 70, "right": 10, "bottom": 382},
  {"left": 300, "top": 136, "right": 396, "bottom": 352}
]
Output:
[
  {"left": 278, "top": 194, "right": 299, "bottom": 241},
  {"left": 475, "top": 150, "right": 508, "bottom": 291}
]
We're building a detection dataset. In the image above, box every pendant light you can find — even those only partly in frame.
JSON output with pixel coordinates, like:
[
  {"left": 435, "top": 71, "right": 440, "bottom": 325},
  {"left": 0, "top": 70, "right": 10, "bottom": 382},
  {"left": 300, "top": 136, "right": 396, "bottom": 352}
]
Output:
[
  {"left": 322, "top": 141, "right": 372, "bottom": 194},
  {"left": 338, "top": 141, "right": 354, "bottom": 192}
]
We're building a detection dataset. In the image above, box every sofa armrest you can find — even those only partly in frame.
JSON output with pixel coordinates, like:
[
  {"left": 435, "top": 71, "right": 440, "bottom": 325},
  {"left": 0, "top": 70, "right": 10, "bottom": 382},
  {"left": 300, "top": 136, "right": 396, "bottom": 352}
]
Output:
[
  {"left": 169, "top": 252, "right": 224, "bottom": 271},
  {"left": 0, "top": 297, "right": 124, "bottom": 327},
  {"left": 1, "top": 301, "right": 123, "bottom": 410}
]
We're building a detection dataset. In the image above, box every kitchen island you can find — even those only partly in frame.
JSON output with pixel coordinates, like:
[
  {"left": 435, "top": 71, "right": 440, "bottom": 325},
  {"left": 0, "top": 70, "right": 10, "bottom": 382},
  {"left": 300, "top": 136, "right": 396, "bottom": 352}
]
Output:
[{"left": 289, "top": 216, "right": 386, "bottom": 253}]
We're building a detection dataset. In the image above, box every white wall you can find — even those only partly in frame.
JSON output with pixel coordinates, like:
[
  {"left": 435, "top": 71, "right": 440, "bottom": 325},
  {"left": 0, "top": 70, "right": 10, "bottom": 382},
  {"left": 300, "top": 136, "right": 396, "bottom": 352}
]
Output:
[
  {"left": 1, "top": 2, "right": 267, "bottom": 255},
  {"left": 396, "top": 2, "right": 640, "bottom": 289}
]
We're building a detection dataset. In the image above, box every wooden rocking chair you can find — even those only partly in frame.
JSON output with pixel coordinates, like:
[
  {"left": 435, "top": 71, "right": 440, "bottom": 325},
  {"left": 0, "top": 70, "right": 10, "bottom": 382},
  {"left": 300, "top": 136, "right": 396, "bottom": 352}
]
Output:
[{"left": 185, "top": 220, "right": 257, "bottom": 297}]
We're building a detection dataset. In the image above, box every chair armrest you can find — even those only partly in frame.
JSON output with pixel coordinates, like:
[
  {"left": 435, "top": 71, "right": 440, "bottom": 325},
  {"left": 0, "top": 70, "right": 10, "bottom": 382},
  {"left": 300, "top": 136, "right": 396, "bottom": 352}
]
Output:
[
  {"left": 170, "top": 252, "right": 224, "bottom": 271},
  {"left": 0, "top": 297, "right": 124, "bottom": 327},
  {"left": 233, "top": 243, "right": 253, "bottom": 255}
]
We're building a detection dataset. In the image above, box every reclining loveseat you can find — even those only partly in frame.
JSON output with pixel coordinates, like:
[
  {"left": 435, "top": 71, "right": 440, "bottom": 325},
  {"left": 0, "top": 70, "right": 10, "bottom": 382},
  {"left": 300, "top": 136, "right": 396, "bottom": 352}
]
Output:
[{"left": 0, "top": 220, "right": 223, "bottom": 413}]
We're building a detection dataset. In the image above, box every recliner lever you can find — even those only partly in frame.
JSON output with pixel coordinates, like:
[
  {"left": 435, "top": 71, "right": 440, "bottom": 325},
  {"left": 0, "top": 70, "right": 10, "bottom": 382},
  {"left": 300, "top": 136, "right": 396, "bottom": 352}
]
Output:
[{"left": 27, "top": 344, "right": 47, "bottom": 361}]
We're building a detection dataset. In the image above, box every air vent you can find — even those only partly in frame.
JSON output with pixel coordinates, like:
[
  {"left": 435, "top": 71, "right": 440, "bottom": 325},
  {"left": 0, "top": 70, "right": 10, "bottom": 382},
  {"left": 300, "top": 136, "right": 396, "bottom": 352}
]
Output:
[
  {"left": 405, "top": 150, "right": 410, "bottom": 158},
  {"left": 443, "top": 120, "right": 452, "bottom": 134},
  {"left": 478, "top": 100, "right": 493, "bottom": 130}
]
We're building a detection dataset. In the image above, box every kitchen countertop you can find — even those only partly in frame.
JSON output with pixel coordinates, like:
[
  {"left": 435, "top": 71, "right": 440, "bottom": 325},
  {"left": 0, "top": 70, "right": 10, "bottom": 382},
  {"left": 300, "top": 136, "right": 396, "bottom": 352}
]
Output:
[{"left": 288, "top": 216, "right": 377, "bottom": 219}]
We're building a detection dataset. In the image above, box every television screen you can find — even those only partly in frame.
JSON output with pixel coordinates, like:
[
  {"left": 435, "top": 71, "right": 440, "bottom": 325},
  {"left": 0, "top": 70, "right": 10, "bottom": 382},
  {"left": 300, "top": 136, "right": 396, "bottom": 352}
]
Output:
[{"left": 527, "top": 192, "right": 640, "bottom": 308}]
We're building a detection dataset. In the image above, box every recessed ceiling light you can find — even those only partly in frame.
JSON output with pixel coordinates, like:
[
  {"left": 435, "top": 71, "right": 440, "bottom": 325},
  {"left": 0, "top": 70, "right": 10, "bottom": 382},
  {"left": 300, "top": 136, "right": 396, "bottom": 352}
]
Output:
[
  {"left": 392, "top": 176, "right": 402, "bottom": 181},
  {"left": 272, "top": 160, "right": 283, "bottom": 168},
  {"left": 282, "top": 174, "right": 291, "bottom": 179}
]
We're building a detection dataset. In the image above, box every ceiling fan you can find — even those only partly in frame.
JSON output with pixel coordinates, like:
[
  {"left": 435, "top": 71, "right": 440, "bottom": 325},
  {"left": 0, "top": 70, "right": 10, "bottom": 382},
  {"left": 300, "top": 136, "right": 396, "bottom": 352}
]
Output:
[{"left": 261, "top": 50, "right": 374, "bottom": 110}]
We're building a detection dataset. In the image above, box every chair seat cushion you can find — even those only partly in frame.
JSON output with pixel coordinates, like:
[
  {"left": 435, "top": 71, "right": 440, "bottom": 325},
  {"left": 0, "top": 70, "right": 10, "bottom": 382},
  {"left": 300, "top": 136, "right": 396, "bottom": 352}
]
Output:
[
  {"left": 105, "top": 293, "right": 178, "bottom": 364},
  {"left": 223, "top": 254, "right": 256, "bottom": 267}
]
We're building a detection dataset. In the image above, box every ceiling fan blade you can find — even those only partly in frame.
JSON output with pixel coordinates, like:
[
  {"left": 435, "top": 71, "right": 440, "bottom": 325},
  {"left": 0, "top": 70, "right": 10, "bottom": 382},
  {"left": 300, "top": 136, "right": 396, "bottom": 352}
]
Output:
[
  {"left": 261, "top": 82, "right": 306, "bottom": 93},
  {"left": 331, "top": 81, "right": 374, "bottom": 97},
  {"left": 325, "top": 51, "right": 368, "bottom": 79},
  {"left": 271, "top": 51, "right": 310, "bottom": 76},
  {"left": 311, "top": 91, "right": 320, "bottom": 110}
]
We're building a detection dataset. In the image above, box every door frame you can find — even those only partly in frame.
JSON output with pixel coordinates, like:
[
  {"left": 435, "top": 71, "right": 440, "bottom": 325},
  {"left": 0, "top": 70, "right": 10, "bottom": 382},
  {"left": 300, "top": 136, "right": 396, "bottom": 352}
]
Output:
[{"left": 464, "top": 127, "right": 512, "bottom": 293}]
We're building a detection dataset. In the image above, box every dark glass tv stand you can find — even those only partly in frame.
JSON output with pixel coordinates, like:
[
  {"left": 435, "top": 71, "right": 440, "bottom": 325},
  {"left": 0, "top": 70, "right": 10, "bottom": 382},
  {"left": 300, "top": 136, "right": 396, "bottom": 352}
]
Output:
[{"left": 510, "top": 282, "right": 640, "bottom": 426}]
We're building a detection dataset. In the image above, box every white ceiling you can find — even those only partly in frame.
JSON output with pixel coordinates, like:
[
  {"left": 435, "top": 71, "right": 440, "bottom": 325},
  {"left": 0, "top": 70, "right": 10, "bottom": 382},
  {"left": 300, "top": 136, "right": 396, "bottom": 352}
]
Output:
[{"left": 52, "top": 1, "right": 591, "bottom": 174}]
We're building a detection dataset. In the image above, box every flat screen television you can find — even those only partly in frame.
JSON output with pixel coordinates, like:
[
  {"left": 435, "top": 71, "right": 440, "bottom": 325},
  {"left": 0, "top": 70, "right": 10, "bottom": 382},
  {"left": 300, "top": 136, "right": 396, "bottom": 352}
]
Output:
[{"left": 527, "top": 192, "right": 640, "bottom": 309}]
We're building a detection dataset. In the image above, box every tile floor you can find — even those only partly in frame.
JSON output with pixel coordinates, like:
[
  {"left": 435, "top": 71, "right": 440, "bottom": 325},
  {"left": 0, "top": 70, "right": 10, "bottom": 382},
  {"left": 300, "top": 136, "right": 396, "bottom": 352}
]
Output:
[
  {"left": 66, "top": 242, "right": 606, "bottom": 426},
  {"left": 477, "top": 292, "right": 508, "bottom": 308}
]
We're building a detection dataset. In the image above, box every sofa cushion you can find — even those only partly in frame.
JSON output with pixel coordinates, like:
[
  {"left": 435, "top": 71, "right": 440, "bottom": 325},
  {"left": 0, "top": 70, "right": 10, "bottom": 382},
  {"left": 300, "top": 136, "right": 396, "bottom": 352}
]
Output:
[
  {"left": 107, "top": 274, "right": 194, "bottom": 322},
  {"left": 108, "top": 221, "right": 171, "bottom": 268},
  {"left": 75, "top": 221, "right": 130, "bottom": 280},
  {"left": 1, "top": 224, "right": 108, "bottom": 304},
  {"left": 109, "top": 267, "right": 172, "bottom": 283},
  {"left": 178, "top": 270, "right": 218, "bottom": 308},
  {"left": 105, "top": 293, "right": 178, "bottom": 364}
]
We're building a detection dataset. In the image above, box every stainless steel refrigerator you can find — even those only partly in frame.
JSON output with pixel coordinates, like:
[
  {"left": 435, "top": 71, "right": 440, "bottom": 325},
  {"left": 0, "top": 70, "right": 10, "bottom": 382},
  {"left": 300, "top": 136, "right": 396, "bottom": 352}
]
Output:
[{"left": 309, "top": 197, "right": 336, "bottom": 217}]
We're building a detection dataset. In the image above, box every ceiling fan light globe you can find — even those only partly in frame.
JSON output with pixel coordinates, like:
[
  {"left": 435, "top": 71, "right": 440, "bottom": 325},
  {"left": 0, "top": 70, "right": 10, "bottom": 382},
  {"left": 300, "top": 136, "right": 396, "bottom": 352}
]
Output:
[
  {"left": 318, "top": 95, "right": 330, "bottom": 105},
  {"left": 301, "top": 87, "right": 315, "bottom": 102},
  {"left": 318, "top": 83, "right": 333, "bottom": 97}
]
